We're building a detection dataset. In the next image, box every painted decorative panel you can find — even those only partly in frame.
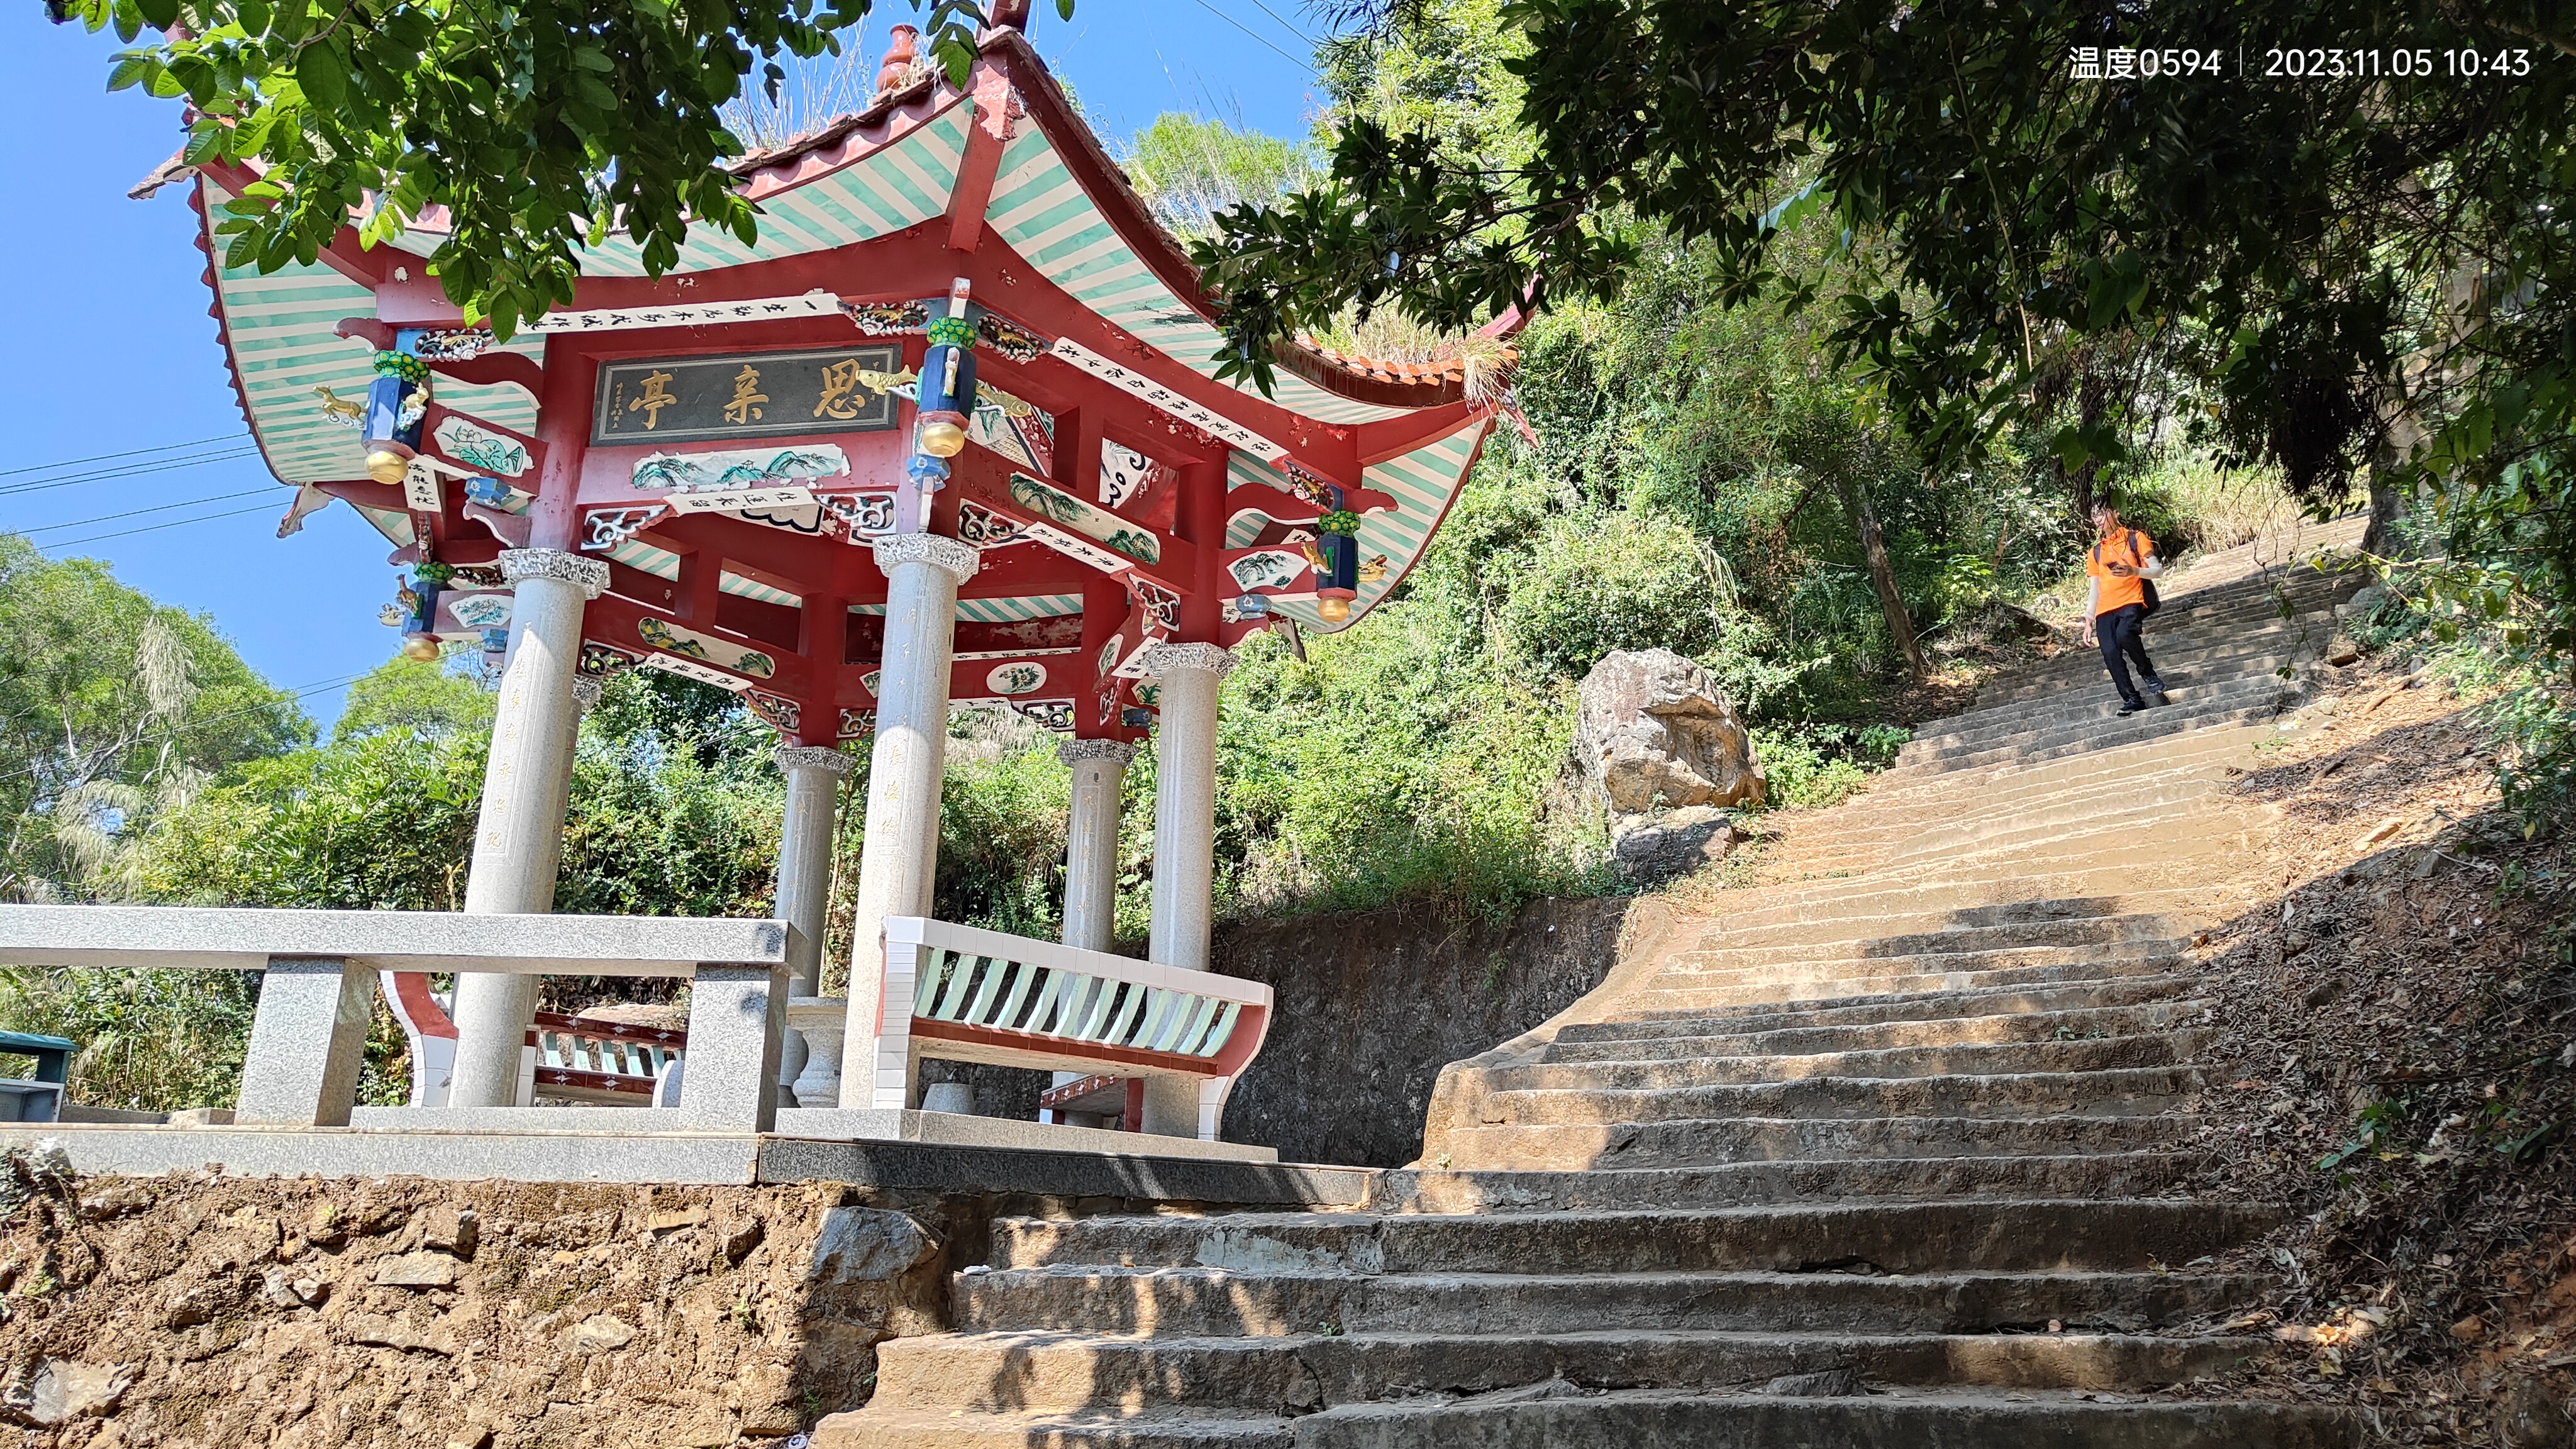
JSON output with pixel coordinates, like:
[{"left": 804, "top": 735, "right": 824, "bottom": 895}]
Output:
[
  {"left": 985, "top": 662, "right": 1048, "bottom": 697},
  {"left": 628, "top": 443, "right": 850, "bottom": 492},
  {"left": 635, "top": 616, "right": 779, "bottom": 681},
  {"left": 1007, "top": 473, "right": 1160, "bottom": 564},
  {"left": 1227, "top": 550, "right": 1308, "bottom": 592},
  {"left": 431, "top": 416, "right": 531, "bottom": 477}
]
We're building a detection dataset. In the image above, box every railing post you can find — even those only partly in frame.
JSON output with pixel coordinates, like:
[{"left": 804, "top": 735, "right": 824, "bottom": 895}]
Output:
[
  {"left": 872, "top": 921, "right": 924, "bottom": 1110},
  {"left": 236, "top": 957, "right": 377, "bottom": 1127},
  {"left": 675, "top": 958, "right": 789, "bottom": 1131}
]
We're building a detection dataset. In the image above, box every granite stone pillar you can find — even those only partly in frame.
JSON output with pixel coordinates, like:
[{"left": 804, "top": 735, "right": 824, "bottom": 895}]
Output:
[
  {"left": 1139, "top": 642, "right": 1232, "bottom": 1136},
  {"left": 772, "top": 745, "right": 854, "bottom": 996},
  {"left": 1057, "top": 738, "right": 1135, "bottom": 954},
  {"left": 839, "top": 533, "right": 976, "bottom": 1109},
  {"left": 448, "top": 547, "right": 608, "bottom": 1109}
]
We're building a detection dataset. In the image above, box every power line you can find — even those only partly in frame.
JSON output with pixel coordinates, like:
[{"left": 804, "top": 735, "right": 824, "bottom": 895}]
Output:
[
  {"left": 36, "top": 502, "right": 280, "bottom": 552},
  {"left": 22, "top": 489, "right": 276, "bottom": 537},
  {"left": 1237, "top": 0, "right": 1320, "bottom": 47},
  {"left": 0, "top": 433, "right": 245, "bottom": 480},
  {"left": 1177, "top": 0, "right": 1311, "bottom": 67},
  {"left": 0, "top": 449, "right": 265, "bottom": 501}
]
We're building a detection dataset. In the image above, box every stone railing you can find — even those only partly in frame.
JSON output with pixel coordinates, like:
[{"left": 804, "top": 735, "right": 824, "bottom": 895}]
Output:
[
  {"left": 0, "top": 906, "right": 791, "bottom": 1131},
  {"left": 868, "top": 916, "right": 1272, "bottom": 1141}
]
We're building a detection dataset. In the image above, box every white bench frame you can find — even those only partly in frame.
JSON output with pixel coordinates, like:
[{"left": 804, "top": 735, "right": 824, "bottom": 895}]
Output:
[
  {"left": 0, "top": 906, "right": 792, "bottom": 1131},
  {"left": 872, "top": 916, "right": 1272, "bottom": 1141}
]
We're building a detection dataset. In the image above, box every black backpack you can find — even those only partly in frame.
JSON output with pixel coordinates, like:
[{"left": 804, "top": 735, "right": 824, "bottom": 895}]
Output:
[{"left": 2094, "top": 530, "right": 2161, "bottom": 618}]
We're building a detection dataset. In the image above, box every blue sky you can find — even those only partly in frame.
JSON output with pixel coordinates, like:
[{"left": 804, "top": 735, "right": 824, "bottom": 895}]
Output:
[{"left": 0, "top": 3, "right": 1328, "bottom": 731}]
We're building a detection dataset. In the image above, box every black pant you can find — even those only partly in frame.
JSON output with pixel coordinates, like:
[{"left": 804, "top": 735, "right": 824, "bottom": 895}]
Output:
[{"left": 2096, "top": 603, "right": 2158, "bottom": 708}]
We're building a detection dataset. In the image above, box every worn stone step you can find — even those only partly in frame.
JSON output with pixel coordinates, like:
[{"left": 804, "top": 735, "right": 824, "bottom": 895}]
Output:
[
  {"left": 1560, "top": 975, "right": 2201, "bottom": 1039},
  {"left": 1424, "top": 1113, "right": 2199, "bottom": 1172},
  {"left": 1884, "top": 786, "right": 2230, "bottom": 865},
  {"left": 1462, "top": 1033, "right": 2205, "bottom": 1093},
  {"left": 1901, "top": 687, "right": 2299, "bottom": 772},
  {"left": 1367, "top": 1152, "right": 2195, "bottom": 1211},
  {"left": 1913, "top": 662, "right": 2301, "bottom": 752},
  {"left": 1291, "top": 1388, "right": 2361, "bottom": 1449},
  {"left": 1692, "top": 896, "right": 2206, "bottom": 953},
  {"left": 950, "top": 1262, "right": 2266, "bottom": 1339},
  {"left": 816, "top": 1408, "right": 1289, "bottom": 1449},
  {"left": 1540, "top": 1001, "right": 2210, "bottom": 1063},
  {"left": 1620, "top": 953, "right": 2193, "bottom": 1013},
  {"left": 1873, "top": 705, "right": 2289, "bottom": 787},
  {"left": 1658, "top": 928, "right": 2184, "bottom": 974},
  {"left": 991, "top": 1202, "right": 2277, "bottom": 1277},
  {"left": 1469, "top": 1065, "right": 2202, "bottom": 1127},
  {"left": 1830, "top": 758, "right": 2241, "bottom": 852},
  {"left": 866, "top": 1328, "right": 2277, "bottom": 1417},
  {"left": 1883, "top": 701, "right": 2294, "bottom": 782},
  {"left": 1707, "top": 833, "right": 2237, "bottom": 923}
]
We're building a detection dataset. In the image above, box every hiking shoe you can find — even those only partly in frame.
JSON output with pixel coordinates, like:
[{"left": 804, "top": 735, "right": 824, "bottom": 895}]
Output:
[
  {"left": 2117, "top": 705, "right": 2140, "bottom": 718},
  {"left": 2143, "top": 677, "right": 2168, "bottom": 696}
]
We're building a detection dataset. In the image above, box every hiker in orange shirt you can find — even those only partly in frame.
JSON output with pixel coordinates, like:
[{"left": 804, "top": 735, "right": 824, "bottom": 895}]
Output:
[{"left": 2079, "top": 501, "right": 2168, "bottom": 718}]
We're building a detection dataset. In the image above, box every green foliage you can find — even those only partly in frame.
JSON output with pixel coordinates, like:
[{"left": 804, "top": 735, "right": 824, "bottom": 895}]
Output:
[
  {"left": 1492, "top": 509, "right": 1721, "bottom": 684},
  {"left": 56, "top": 0, "right": 1018, "bottom": 336},
  {"left": 0, "top": 534, "right": 309, "bottom": 902},
  {"left": 1121, "top": 113, "right": 1317, "bottom": 242},
  {"left": 1751, "top": 723, "right": 1908, "bottom": 812},
  {"left": 0, "top": 966, "right": 258, "bottom": 1111},
  {"left": 936, "top": 711, "right": 1071, "bottom": 938},
  {"left": 335, "top": 646, "right": 496, "bottom": 738}
]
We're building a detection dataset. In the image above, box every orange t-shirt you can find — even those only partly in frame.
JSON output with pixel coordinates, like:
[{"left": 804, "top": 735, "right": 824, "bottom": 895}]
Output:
[{"left": 2089, "top": 526, "right": 2155, "bottom": 617}]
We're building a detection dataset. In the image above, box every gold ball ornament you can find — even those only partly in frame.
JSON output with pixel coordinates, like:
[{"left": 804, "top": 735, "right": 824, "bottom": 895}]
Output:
[
  {"left": 367, "top": 450, "right": 411, "bottom": 485},
  {"left": 915, "top": 412, "right": 969, "bottom": 458},
  {"left": 401, "top": 634, "right": 442, "bottom": 662},
  {"left": 1316, "top": 596, "right": 1352, "bottom": 623}
]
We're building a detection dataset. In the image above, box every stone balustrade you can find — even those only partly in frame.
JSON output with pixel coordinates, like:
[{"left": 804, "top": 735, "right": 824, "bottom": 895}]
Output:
[{"left": 0, "top": 905, "right": 793, "bottom": 1131}]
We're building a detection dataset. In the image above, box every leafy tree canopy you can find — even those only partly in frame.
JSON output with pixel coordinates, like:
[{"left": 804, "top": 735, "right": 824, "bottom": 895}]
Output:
[
  {"left": 335, "top": 646, "right": 496, "bottom": 738},
  {"left": 1196, "top": 2, "right": 2570, "bottom": 508},
  {"left": 0, "top": 535, "right": 308, "bottom": 902},
  {"left": 51, "top": 0, "right": 1067, "bottom": 335}
]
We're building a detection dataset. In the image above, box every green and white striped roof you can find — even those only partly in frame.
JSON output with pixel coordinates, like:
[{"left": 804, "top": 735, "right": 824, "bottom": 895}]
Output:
[
  {"left": 205, "top": 182, "right": 545, "bottom": 483},
  {"left": 1223, "top": 417, "right": 1490, "bottom": 632},
  {"left": 984, "top": 126, "right": 1404, "bottom": 428},
  {"left": 386, "top": 105, "right": 974, "bottom": 279}
]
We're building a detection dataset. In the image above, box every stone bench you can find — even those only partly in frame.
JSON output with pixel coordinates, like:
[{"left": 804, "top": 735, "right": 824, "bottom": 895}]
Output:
[
  {"left": 867, "top": 916, "right": 1272, "bottom": 1141},
  {"left": 0, "top": 906, "right": 792, "bottom": 1131}
]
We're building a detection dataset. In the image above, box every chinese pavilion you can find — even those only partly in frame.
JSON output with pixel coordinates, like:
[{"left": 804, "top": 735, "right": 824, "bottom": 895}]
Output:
[{"left": 175, "top": 10, "right": 1512, "bottom": 1141}]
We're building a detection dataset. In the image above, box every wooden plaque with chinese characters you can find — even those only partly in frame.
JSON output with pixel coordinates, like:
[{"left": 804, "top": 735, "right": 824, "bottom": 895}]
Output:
[{"left": 591, "top": 344, "right": 904, "bottom": 446}]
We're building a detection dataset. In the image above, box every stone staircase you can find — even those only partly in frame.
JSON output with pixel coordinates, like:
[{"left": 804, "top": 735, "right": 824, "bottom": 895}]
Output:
[{"left": 820, "top": 520, "right": 2371, "bottom": 1448}]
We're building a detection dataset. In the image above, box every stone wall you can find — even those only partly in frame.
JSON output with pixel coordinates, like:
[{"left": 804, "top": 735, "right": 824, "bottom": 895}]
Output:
[
  {"left": 0, "top": 1163, "right": 992, "bottom": 1448},
  {"left": 1212, "top": 894, "right": 1640, "bottom": 1169}
]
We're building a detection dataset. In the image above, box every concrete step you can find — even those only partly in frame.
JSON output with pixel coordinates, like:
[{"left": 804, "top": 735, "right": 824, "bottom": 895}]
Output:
[
  {"left": 1906, "top": 667, "right": 2298, "bottom": 758},
  {"left": 1461, "top": 1033, "right": 2206, "bottom": 1092},
  {"left": 1883, "top": 789, "right": 2229, "bottom": 867},
  {"left": 1677, "top": 908, "right": 2189, "bottom": 962},
  {"left": 1704, "top": 854, "right": 2238, "bottom": 936},
  {"left": 1824, "top": 753, "right": 2245, "bottom": 847},
  {"left": 1289, "top": 1389, "right": 2361, "bottom": 1449},
  {"left": 1656, "top": 941, "right": 2186, "bottom": 988},
  {"left": 1467, "top": 1066, "right": 2202, "bottom": 1127},
  {"left": 1560, "top": 976, "right": 2202, "bottom": 1039},
  {"left": 1914, "top": 674, "right": 2300, "bottom": 759},
  {"left": 1539, "top": 1001, "right": 2211, "bottom": 1062},
  {"left": 823, "top": 1392, "right": 2358, "bottom": 1449},
  {"left": 950, "top": 1263, "right": 2267, "bottom": 1338},
  {"left": 1424, "top": 1113, "right": 2201, "bottom": 1172},
  {"left": 1365, "top": 1152, "right": 2196, "bottom": 1211},
  {"left": 989, "top": 1202, "right": 2279, "bottom": 1277},
  {"left": 1872, "top": 703, "right": 2289, "bottom": 786},
  {"left": 1619, "top": 953, "right": 2191, "bottom": 1013},
  {"left": 864, "top": 1328, "right": 2277, "bottom": 1418},
  {"left": 1883, "top": 699, "right": 2294, "bottom": 782},
  {"left": 1715, "top": 824, "right": 2240, "bottom": 918}
]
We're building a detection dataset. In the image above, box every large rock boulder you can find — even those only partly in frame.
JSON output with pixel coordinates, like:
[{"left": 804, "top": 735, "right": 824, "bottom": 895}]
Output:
[{"left": 1574, "top": 650, "right": 1763, "bottom": 877}]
